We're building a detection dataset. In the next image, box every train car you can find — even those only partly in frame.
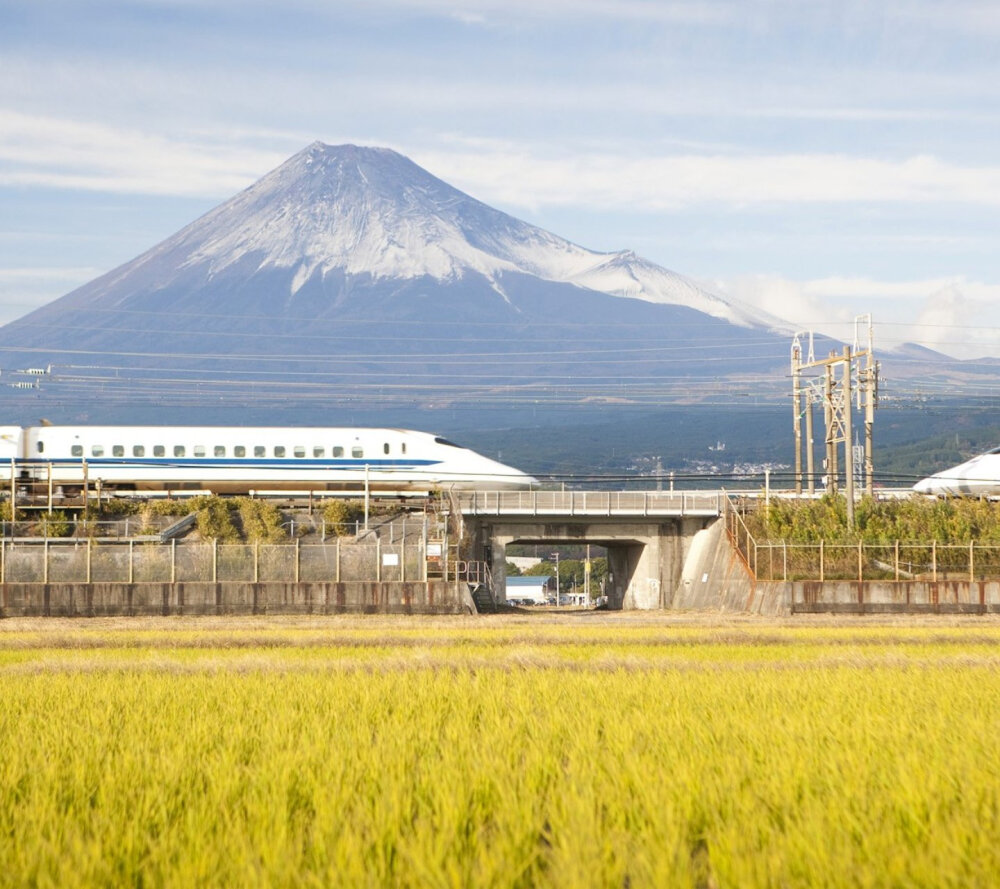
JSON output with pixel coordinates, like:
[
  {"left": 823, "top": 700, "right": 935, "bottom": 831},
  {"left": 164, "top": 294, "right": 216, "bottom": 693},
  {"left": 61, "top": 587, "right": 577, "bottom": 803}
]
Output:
[
  {"left": 912, "top": 448, "right": 1000, "bottom": 497},
  {"left": 0, "top": 425, "right": 537, "bottom": 493}
]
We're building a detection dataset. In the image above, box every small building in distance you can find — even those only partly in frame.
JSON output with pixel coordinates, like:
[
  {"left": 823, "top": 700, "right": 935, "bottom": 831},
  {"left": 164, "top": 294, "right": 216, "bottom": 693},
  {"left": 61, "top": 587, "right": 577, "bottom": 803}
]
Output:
[{"left": 505, "top": 575, "right": 551, "bottom": 605}]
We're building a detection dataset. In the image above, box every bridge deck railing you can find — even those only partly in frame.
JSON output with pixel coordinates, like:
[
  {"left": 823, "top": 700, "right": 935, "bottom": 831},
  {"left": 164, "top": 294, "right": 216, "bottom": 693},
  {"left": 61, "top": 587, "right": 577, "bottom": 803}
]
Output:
[{"left": 458, "top": 490, "right": 727, "bottom": 517}]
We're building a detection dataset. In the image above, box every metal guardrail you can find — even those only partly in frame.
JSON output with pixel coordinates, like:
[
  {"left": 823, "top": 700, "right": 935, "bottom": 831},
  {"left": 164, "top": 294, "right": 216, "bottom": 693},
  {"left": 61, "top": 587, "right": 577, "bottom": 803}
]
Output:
[{"left": 458, "top": 490, "right": 727, "bottom": 517}]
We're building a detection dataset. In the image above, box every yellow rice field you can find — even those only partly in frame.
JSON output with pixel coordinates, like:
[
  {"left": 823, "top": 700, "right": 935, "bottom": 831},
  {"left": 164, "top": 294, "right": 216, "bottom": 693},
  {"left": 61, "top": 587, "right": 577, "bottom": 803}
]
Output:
[{"left": 2, "top": 614, "right": 1000, "bottom": 887}]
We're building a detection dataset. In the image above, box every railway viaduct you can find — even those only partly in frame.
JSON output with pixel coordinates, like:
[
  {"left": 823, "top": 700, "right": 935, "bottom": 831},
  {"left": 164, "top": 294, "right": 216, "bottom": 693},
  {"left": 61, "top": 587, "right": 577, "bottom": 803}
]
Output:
[{"left": 459, "top": 490, "right": 760, "bottom": 610}]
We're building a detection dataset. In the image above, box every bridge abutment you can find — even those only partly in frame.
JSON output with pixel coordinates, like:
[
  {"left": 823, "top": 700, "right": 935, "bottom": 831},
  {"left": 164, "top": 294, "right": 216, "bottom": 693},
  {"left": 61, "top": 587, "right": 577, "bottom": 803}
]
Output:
[{"left": 474, "top": 516, "right": 716, "bottom": 610}]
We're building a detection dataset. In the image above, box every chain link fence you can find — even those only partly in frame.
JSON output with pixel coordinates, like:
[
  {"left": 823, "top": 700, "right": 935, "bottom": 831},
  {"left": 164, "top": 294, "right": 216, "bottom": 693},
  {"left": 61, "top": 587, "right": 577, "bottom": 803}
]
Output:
[{"left": 0, "top": 540, "right": 440, "bottom": 584}]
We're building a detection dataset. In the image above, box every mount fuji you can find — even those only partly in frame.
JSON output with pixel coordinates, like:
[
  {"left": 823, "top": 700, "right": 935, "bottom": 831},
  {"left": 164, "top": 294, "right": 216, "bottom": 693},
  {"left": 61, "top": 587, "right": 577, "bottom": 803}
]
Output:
[{"left": 0, "top": 142, "right": 801, "bottom": 424}]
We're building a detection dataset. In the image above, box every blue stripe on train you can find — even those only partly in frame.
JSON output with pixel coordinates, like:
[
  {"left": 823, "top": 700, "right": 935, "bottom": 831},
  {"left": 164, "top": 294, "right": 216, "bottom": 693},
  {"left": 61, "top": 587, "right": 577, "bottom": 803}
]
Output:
[{"left": 20, "top": 458, "right": 441, "bottom": 470}]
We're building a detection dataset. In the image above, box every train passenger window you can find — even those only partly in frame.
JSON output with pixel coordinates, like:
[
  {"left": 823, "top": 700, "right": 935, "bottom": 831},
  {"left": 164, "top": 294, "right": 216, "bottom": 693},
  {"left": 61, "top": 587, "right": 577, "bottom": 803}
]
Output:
[
  {"left": 352, "top": 446, "right": 364, "bottom": 458},
  {"left": 154, "top": 446, "right": 165, "bottom": 457},
  {"left": 401, "top": 443, "right": 406, "bottom": 455},
  {"left": 215, "top": 446, "right": 226, "bottom": 457},
  {"left": 333, "top": 446, "right": 344, "bottom": 457},
  {"left": 294, "top": 446, "right": 305, "bottom": 458},
  {"left": 174, "top": 446, "right": 186, "bottom": 457},
  {"left": 313, "top": 447, "right": 325, "bottom": 458},
  {"left": 133, "top": 446, "right": 145, "bottom": 457},
  {"left": 92, "top": 445, "right": 104, "bottom": 457},
  {"left": 194, "top": 445, "right": 206, "bottom": 457},
  {"left": 274, "top": 446, "right": 286, "bottom": 458},
  {"left": 254, "top": 446, "right": 265, "bottom": 457},
  {"left": 71, "top": 445, "right": 83, "bottom": 457},
  {"left": 113, "top": 445, "right": 124, "bottom": 457},
  {"left": 234, "top": 446, "right": 246, "bottom": 458},
  {"left": 36, "top": 441, "right": 44, "bottom": 454},
  {"left": 383, "top": 443, "right": 390, "bottom": 455}
]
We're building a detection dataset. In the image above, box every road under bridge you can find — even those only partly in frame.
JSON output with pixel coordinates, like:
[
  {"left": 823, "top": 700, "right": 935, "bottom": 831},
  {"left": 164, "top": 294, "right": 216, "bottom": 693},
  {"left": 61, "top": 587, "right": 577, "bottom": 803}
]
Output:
[{"left": 459, "top": 490, "right": 738, "bottom": 609}]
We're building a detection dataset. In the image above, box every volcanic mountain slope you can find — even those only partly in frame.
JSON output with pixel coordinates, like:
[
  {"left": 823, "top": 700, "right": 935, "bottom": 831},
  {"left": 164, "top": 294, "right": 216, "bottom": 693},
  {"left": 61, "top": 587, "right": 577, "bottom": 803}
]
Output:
[{"left": 0, "top": 142, "right": 803, "bottom": 421}]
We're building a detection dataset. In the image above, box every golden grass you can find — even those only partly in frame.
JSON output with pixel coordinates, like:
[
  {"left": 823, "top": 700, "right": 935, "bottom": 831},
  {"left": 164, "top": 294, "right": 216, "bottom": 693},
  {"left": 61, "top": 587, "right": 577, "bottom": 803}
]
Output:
[{"left": 2, "top": 613, "right": 999, "bottom": 887}]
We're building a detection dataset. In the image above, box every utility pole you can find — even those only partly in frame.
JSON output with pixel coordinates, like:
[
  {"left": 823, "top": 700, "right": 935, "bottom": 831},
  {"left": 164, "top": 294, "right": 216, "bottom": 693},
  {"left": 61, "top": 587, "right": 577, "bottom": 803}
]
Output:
[
  {"left": 792, "top": 338, "right": 803, "bottom": 494},
  {"left": 842, "top": 346, "right": 855, "bottom": 528},
  {"left": 790, "top": 319, "right": 878, "bottom": 529},
  {"left": 550, "top": 551, "right": 560, "bottom": 606},
  {"left": 805, "top": 386, "right": 816, "bottom": 495}
]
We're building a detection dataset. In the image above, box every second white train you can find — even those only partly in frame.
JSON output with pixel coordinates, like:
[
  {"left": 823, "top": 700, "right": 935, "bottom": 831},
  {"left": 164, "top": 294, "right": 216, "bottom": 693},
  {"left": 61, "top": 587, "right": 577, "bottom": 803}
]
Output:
[{"left": 912, "top": 447, "right": 1000, "bottom": 497}]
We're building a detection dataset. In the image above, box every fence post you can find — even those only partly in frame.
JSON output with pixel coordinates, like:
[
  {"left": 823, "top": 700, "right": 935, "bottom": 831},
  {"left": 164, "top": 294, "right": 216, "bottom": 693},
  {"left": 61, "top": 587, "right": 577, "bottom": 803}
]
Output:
[
  {"left": 1, "top": 538, "right": 4, "bottom": 583},
  {"left": 932, "top": 540, "right": 937, "bottom": 583},
  {"left": 894, "top": 540, "right": 899, "bottom": 582},
  {"left": 783, "top": 539, "right": 787, "bottom": 582},
  {"left": 858, "top": 539, "right": 863, "bottom": 583},
  {"left": 128, "top": 540, "right": 134, "bottom": 584},
  {"left": 970, "top": 540, "right": 975, "bottom": 583},
  {"left": 171, "top": 539, "right": 176, "bottom": 583},
  {"left": 819, "top": 539, "right": 824, "bottom": 583},
  {"left": 213, "top": 539, "right": 218, "bottom": 583},
  {"left": 401, "top": 538, "right": 405, "bottom": 583},
  {"left": 295, "top": 538, "right": 300, "bottom": 583},
  {"left": 336, "top": 537, "right": 341, "bottom": 583},
  {"left": 254, "top": 541, "right": 259, "bottom": 583},
  {"left": 86, "top": 541, "right": 92, "bottom": 584},
  {"left": 376, "top": 538, "right": 381, "bottom": 582},
  {"left": 43, "top": 540, "right": 49, "bottom": 584}
]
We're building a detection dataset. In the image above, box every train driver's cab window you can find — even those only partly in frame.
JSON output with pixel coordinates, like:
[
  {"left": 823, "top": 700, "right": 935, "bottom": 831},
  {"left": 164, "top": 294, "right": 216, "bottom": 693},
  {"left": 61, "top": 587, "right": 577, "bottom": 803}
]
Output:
[
  {"left": 194, "top": 445, "right": 206, "bottom": 458},
  {"left": 71, "top": 445, "right": 83, "bottom": 457},
  {"left": 293, "top": 446, "right": 305, "bottom": 458},
  {"left": 174, "top": 446, "right": 186, "bottom": 457},
  {"left": 91, "top": 445, "right": 104, "bottom": 457},
  {"left": 383, "top": 443, "right": 390, "bottom": 455},
  {"left": 234, "top": 446, "right": 246, "bottom": 458},
  {"left": 333, "top": 446, "right": 344, "bottom": 457},
  {"left": 352, "top": 446, "right": 364, "bottom": 458},
  {"left": 113, "top": 445, "right": 124, "bottom": 457},
  {"left": 313, "top": 447, "right": 325, "bottom": 458},
  {"left": 154, "top": 446, "right": 165, "bottom": 457},
  {"left": 254, "top": 446, "right": 265, "bottom": 457},
  {"left": 214, "top": 446, "right": 226, "bottom": 457},
  {"left": 274, "top": 446, "right": 286, "bottom": 458},
  {"left": 133, "top": 446, "right": 145, "bottom": 457}
]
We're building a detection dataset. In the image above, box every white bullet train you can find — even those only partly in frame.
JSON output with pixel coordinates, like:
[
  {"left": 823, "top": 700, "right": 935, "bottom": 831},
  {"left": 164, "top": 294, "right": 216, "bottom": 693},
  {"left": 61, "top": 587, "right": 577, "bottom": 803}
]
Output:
[
  {"left": 0, "top": 425, "right": 537, "bottom": 493},
  {"left": 913, "top": 448, "right": 1000, "bottom": 497}
]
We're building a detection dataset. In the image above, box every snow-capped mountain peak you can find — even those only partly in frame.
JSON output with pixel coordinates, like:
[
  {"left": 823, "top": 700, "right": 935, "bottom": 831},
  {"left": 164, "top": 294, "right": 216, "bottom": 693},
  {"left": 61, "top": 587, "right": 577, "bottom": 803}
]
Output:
[{"left": 105, "top": 142, "right": 773, "bottom": 327}]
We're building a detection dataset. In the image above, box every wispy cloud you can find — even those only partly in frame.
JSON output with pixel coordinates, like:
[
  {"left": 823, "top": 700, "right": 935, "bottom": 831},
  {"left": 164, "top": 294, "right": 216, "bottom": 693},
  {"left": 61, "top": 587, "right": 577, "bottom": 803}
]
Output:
[
  {"left": 416, "top": 146, "right": 1000, "bottom": 211},
  {"left": 709, "top": 273, "right": 1000, "bottom": 359},
  {"left": 0, "top": 110, "right": 284, "bottom": 197},
  {"left": 7, "top": 111, "right": 1000, "bottom": 214}
]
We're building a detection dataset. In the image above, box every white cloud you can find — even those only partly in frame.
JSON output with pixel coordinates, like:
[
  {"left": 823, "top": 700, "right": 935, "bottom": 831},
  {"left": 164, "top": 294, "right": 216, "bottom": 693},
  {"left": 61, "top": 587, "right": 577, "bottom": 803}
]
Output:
[
  {"left": 706, "top": 273, "right": 1000, "bottom": 360},
  {"left": 7, "top": 110, "right": 1000, "bottom": 216},
  {"left": 0, "top": 110, "right": 286, "bottom": 197},
  {"left": 415, "top": 147, "right": 1000, "bottom": 211}
]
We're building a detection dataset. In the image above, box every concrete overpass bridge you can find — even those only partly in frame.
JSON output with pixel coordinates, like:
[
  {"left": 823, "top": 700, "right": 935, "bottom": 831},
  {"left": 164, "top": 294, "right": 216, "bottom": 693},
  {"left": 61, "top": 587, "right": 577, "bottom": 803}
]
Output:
[{"left": 457, "top": 490, "right": 732, "bottom": 609}]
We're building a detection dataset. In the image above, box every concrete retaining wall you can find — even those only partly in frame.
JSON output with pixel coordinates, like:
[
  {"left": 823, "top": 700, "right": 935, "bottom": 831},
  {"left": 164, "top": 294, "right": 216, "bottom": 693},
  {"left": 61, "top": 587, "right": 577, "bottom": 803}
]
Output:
[
  {"left": 674, "top": 518, "right": 791, "bottom": 615},
  {"left": 0, "top": 580, "right": 472, "bottom": 617}
]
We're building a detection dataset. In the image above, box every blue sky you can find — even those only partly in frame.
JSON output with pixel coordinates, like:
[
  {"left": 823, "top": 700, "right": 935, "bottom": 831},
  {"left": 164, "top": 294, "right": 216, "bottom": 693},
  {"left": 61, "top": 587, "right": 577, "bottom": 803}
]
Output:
[{"left": 3, "top": 0, "right": 1000, "bottom": 357}]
